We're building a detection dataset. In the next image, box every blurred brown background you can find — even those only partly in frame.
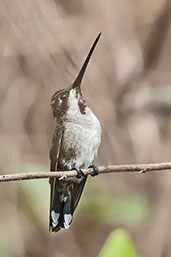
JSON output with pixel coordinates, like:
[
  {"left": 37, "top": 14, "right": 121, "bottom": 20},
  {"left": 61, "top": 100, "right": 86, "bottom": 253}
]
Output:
[{"left": 0, "top": 0, "right": 171, "bottom": 256}]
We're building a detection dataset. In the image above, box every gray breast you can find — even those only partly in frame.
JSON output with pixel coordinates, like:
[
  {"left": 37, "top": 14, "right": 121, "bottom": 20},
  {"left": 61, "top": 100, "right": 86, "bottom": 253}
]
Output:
[{"left": 59, "top": 111, "right": 101, "bottom": 170}]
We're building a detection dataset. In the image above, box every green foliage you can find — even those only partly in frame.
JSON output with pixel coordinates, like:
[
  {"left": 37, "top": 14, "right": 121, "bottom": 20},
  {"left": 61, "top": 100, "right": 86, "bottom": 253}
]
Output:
[
  {"left": 0, "top": 233, "right": 9, "bottom": 257},
  {"left": 98, "top": 229, "right": 138, "bottom": 257},
  {"left": 78, "top": 180, "right": 148, "bottom": 227},
  {"left": 18, "top": 163, "right": 49, "bottom": 231}
]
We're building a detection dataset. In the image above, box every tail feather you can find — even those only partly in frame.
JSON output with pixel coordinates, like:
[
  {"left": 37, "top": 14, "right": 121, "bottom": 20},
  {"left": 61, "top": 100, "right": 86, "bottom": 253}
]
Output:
[
  {"left": 63, "top": 195, "right": 72, "bottom": 229},
  {"left": 49, "top": 179, "right": 63, "bottom": 232},
  {"left": 49, "top": 177, "right": 87, "bottom": 232},
  {"left": 49, "top": 179, "right": 73, "bottom": 232}
]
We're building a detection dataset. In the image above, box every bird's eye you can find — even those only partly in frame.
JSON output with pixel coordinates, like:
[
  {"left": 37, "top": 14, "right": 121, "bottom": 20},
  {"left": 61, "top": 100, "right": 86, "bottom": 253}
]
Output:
[{"left": 60, "top": 93, "right": 67, "bottom": 100}]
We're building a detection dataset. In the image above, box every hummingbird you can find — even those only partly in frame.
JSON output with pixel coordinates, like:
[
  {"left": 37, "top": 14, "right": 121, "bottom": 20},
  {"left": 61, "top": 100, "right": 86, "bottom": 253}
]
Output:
[{"left": 49, "top": 33, "right": 102, "bottom": 232}]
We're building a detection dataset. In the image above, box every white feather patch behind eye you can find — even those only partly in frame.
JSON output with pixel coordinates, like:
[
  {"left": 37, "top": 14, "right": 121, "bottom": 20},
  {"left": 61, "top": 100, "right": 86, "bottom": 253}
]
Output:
[
  {"left": 63, "top": 214, "right": 72, "bottom": 229},
  {"left": 63, "top": 196, "right": 67, "bottom": 202},
  {"left": 51, "top": 210, "right": 60, "bottom": 227}
]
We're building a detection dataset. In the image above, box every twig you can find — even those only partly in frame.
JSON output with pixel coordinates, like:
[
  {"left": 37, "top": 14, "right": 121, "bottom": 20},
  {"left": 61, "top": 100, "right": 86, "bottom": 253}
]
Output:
[{"left": 0, "top": 162, "right": 171, "bottom": 182}]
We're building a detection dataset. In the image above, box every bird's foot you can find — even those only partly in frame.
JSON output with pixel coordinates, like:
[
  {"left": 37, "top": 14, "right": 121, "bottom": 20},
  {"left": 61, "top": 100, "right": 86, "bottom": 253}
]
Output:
[
  {"left": 89, "top": 165, "right": 99, "bottom": 177},
  {"left": 73, "top": 168, "right": 85, "bottom": 179}
]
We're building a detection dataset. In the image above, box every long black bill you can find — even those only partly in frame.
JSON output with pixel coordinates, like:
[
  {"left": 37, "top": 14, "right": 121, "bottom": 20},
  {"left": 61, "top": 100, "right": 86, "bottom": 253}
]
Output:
[{"left": 72, "top": 33, "right": 101, "bottom": 89}]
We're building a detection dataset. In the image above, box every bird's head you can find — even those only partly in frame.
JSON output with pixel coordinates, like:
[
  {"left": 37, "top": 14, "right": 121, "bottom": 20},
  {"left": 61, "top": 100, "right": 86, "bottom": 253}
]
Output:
[{"left": 51, "top": 33, "right": 101, "bottom": 120}]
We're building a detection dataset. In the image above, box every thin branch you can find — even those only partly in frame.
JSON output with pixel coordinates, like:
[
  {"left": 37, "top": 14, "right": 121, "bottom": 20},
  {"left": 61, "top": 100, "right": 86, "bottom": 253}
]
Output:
[{"left": 0, "top": 162, "right": 171, "bottom": 182}]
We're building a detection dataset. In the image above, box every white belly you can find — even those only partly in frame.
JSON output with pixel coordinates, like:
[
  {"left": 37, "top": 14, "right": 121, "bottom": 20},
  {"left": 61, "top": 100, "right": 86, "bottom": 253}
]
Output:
[{"left": 62, "top": 107, "right": 101, "bottom": 169}]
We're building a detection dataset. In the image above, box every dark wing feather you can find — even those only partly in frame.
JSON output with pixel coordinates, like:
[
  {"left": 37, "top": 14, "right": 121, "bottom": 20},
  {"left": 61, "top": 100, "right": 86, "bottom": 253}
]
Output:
[
  {"left": 49, "top": 122, "right": 64, "bottom": 232},
  {"left": 71, "top": 177, "right": 87, "bottom": 214},
  {"left": 49, "top": 122, "right": 64, "bottom": 172}
]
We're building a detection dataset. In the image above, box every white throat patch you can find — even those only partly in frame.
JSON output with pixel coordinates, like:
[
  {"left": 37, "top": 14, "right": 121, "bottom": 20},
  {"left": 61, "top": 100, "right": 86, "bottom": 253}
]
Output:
[{"left": 66, "top": 89, "right": 82, "bottom": 117}]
